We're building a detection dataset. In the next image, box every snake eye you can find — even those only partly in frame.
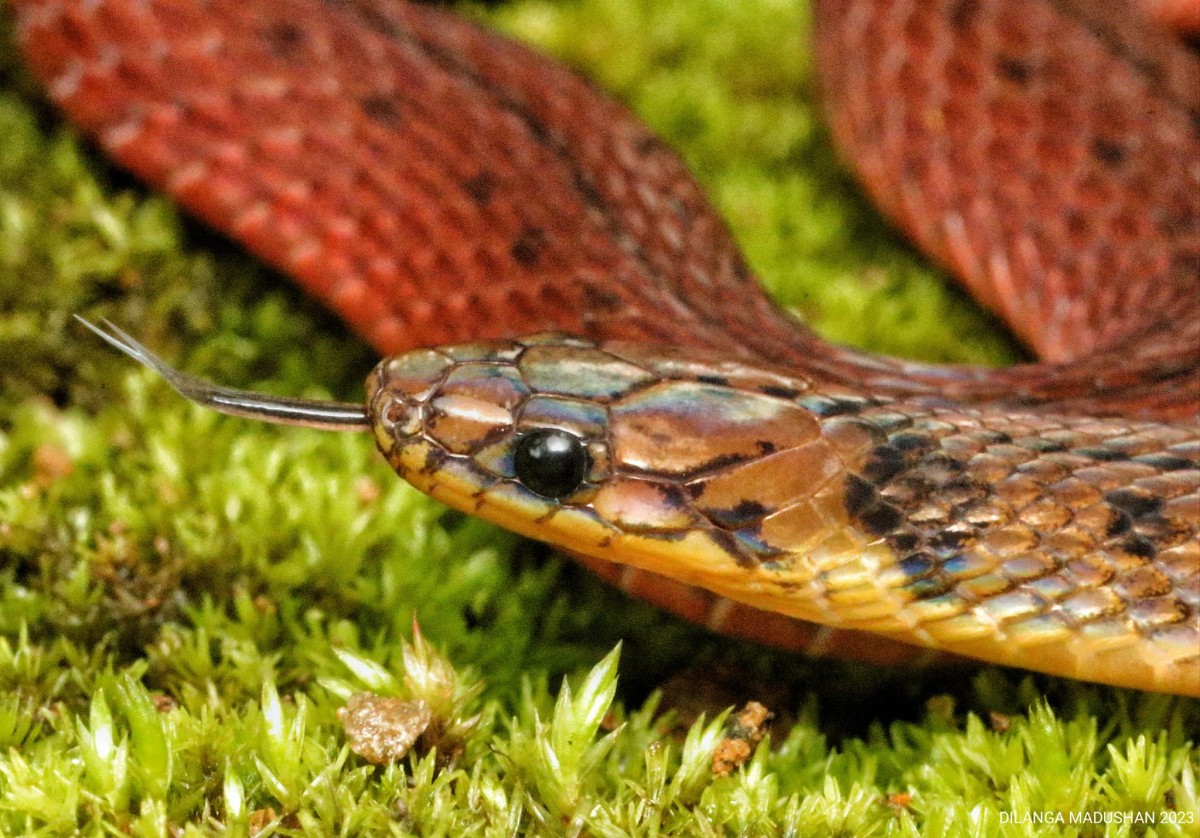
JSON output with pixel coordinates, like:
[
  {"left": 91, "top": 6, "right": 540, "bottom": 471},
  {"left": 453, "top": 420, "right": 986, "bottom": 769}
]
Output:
[{"left": 513, "top": 428, "right": 589, "bottom": 499}]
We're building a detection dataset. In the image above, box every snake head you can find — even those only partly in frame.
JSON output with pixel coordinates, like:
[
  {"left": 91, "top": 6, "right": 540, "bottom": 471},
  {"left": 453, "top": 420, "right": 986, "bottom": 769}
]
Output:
[
  {"left": 367, "top": 333, "right": 618, "bottom": 508},
  {"left": 366, "top": 333, "right": 852, "bottom": 601}
]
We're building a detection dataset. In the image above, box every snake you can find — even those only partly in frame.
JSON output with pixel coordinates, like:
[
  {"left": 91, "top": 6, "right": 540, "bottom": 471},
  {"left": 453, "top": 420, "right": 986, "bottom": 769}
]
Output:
[{"left": 13, "top": 0, "right": 1200, "bottom": 696}]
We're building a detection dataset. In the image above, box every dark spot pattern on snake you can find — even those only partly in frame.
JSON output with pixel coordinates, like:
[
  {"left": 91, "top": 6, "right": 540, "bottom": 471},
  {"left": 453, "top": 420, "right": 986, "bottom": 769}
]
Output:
[
  {"left": 1105, "top": 488, "right": 1164, "bottom": 519},
  {"left": 948, "top": 0, "right": 980, "bottom": 29},
  {"left": 262, "top": 21, "right": 306, "bottom": 57},
  {"left": 511, "top": 227, "right": 548, "bottom": 266},
  {"left": 707, "top": 499, "right": 769, "bottom": 530},
  {"left": 360, "top": 95, "right": 402, "bottom": 126},
  {"left": 1090, "top": 138, "right": 1128, "bottom": 167},
  {"left": 995, "top": 55, "right": 1034, "bottom": 84},
  {"left": 1073, "top": 446, "right": 1128, "bottom": 461},
  {"left": 463, "top": 172, "right": 498, "bottom": 204}
]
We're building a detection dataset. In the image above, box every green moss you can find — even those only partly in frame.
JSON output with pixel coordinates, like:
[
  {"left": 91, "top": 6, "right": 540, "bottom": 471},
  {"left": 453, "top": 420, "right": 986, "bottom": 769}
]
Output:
[{"left": 0, "top": 0, "right": 1194, "bottom": 834}]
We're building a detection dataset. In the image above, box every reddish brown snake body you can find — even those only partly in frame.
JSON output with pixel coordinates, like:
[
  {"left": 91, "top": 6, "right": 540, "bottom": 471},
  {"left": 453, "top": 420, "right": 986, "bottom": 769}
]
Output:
[{"left": 14, "top": 0, "right": 1200, "bottom": 693}]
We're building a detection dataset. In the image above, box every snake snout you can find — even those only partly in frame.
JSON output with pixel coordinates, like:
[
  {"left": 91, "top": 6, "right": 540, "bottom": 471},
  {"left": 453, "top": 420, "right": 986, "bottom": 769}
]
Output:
[{"left": 366, "top": 336, "right": 624, "bottom": 498}]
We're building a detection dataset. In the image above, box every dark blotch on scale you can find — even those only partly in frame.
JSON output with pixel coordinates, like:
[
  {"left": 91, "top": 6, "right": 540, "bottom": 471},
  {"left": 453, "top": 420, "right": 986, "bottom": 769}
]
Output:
[
  {"left": 1133, "top": 453, "right": 1195, "bottom": 472},
  {"left": 760, "top": 385, "right": 802, "bottom": 400},
  {"left": 1104, "top": 489, "right": 1163, "bottom": 520},
  {"left": 511, "top": 226, "right": 549, "bottom": 266},
  {"left": 262, "top": 21, "right": 306, "bottom": 57},
  {"left": 888, "top": 432, "right": 935, "bottom": 454},
  {"left": 361, "top": 94, "right": 402, "bottom": 126},
  {"left": 975, "top": 430, "right": 1013, "bottom": 444},
  {"left": 1121, "top": 535, "right": 1158, "bottom": 559},
  {"left": 707, "top": 499, "right": 769, "bottom": 530},
  {"left": 1106, "top": 511, "right": 1134, "bottom": 537},
  {"left": 464, "top": 172, "right": 499, "bottom": 205},
  {"left": 1073, "top": 446, "right": 1128, "bottom": 462},
  {"left": 1102, "top": 490, "right": 1169, "bottom": 560},
  {"left": 861, "top": 444, "right": 908, "bottom": 484},
  {"left": 897, "top": 551, "right": 957, "bottom": 599},
  {"left": 995, "top": 55, "right": 1034, "bottom": 84},
  {"left": 797, "top": 394, "right": 868, "bottom": 417},
  {"left": 858, "top": 503, "right": 904, "bottom": 536},
  {"left": 1090, "top": 138, "right": 1128, "bottom": 167},
  {"left": 420, "top": 446, "right": 450, "bottom": 475},
  {"left": 928, "top": 529, "right": 970, "bottom": 556},
  {"left": 707, "top": 529, "right": 759, "bottom": 569},
  {"left": 353, "top": 6, "right": 402, "bottom": 38},
  {"left": 949, "top": 0, "right": 981, "bottom": 29},
  {"left": 843, "top": 474, "right": 904, "bottom": 537},
  {"left": 844, "top": 475, "right": 879, "bottom": 518},
  {"left": 581, "top": 284, "right": 624, "bottom": 313}
]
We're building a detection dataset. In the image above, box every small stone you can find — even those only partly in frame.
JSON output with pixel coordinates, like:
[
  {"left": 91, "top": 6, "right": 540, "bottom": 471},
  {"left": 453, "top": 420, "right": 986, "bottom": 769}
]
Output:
[
  {"left": 711, "top": 701, "right": 773, "bottom": 776},
  {"left": 338, "top": 693, "right": 431, "bottom": 765}
]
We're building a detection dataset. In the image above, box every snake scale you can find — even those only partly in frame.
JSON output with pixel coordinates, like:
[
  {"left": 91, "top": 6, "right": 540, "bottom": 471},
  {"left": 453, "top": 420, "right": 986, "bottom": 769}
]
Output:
[{"left": 14, "top": 0, "right": 1200, "bottom": 695}]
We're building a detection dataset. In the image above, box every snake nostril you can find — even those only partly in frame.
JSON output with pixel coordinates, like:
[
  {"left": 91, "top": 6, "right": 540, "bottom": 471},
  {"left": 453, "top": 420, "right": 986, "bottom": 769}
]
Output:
[
  {"left": 513, "top": 428, "right": 590, "bottom": 500},
  {"left": 380, "top": 396, "right": 422, "bottom": 437}
]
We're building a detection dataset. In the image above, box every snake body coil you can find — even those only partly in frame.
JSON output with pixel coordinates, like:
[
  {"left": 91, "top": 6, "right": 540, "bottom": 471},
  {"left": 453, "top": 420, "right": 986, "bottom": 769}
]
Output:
[{"left": 15, "top": 0, "right": 1200, "bottom": 694}]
